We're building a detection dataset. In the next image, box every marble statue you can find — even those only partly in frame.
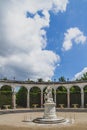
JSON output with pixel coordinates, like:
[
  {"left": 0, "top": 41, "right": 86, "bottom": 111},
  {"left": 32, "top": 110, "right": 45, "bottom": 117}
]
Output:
[
  {"left": 33, "top": 85, "right": 67, "bottom": 124},
  {"left": 44, "top": 86, "right": 53, "bottom": 103}
]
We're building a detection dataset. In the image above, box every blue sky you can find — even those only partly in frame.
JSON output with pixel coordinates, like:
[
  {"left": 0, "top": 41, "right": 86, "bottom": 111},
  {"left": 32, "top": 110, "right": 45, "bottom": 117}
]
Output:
[
  {"left": 46, "top": 0, "right": 87, "bottom": 80},
  {"left": 0, "top": 0, "right": 87, "bottom": 81}
]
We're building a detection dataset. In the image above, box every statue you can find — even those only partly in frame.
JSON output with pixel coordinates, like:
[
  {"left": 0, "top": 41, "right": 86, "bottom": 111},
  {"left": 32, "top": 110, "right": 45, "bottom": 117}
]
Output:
[{"left": 44, "top": 86, "right": 53, "bottom": 103}]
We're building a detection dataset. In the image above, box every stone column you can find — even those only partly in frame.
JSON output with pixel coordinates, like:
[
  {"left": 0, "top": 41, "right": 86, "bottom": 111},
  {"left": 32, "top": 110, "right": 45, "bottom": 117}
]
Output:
[
  {"left": 12, "top": 88, "right": 16, "bottom": 109},
  {"left": 67, "top": 88, "right": 70, "bottom": 108},
  {"left": 41, "top": 89, "right": 43, "bottom": 108},
  {"left": 81, "top": 88, "right": 84, "bottom": 108},
  {"left": 27, "top": 89, "right": 30, "bottom": 108}
]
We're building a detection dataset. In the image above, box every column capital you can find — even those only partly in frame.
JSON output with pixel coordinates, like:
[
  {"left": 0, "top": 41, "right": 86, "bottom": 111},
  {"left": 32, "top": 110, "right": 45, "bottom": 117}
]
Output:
[
  {"left": 67, "top": 88, "right": 70, "bottom": 94},
  {"left": 27, "top": 89, "right": 30, "bottom": 93},
  {"left": 41, "top": 88, "right": 43, "bottom": 92}
]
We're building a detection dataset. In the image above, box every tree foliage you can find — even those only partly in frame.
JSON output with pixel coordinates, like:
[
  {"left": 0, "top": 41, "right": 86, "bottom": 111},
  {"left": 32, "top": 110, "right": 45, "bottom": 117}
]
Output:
[
  {"left": 76, "top": 72, "right": 87, "bottom": 81},
  {"left": 16, "top": 86, "right": 27, "bottom": 107},
  {"left": 37, "top": 78, "right": 43, "bottom": 82},
  {"left": 81, "top": 72, "right": 87, "bottom": 81},
  {"left": 57, "top": 86, "right": 67, "bottom": 93},
  {"left": 70, "top": 86, "right": 81, "bottom": 93},
  {"left": 0, "top": 85, "right": 12, "bottom": 107},
  {"left": 0, "top": 85, "right": 12, "bottom": 94},
  {"left": 30, "top": 87, "right": 41, "bottom": 107},
  {"left": 58, "top": 76, "right": 66, "bottom": 82}
]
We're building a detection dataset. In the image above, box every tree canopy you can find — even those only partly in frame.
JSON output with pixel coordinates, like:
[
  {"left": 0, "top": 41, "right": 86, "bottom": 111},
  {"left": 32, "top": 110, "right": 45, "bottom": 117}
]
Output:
[
  {"left": 76, "top": 72, "right": 87, "bottom": 81},
  {"left": 0, "top": 85, "right": 12, "bottom": 107},
  {"left": 16, "top": 86, "right": 27, "bottom": 107},
  {"left": 58, "top": 76, "right": 66, "bottom": 82},
  {"left": 81, "top": 72, "right": 87, "bottom": 81}
]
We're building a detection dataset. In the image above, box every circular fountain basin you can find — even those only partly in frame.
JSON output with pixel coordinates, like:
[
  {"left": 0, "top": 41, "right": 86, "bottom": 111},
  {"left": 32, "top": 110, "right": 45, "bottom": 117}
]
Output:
[
  {"left": 33, "top": 102, "right": 68, "bottom": 124},
  {"left": 33, "top": 117, "right": 66, "bottom": 124}
]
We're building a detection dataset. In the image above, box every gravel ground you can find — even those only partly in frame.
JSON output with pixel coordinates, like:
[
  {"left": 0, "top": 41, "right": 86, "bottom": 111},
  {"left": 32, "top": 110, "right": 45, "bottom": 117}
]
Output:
[{"left": 0, "top": 112, "right": 87, "bottom": 130}]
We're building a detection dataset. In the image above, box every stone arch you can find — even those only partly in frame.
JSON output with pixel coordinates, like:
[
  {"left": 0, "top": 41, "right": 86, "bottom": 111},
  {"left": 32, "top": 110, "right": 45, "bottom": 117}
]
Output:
[
  {"left": 84, "top": 85, "right": 87, "bottom": 107},
  {"left": 0, "top": 85, "right": 12, "bottom": 108},
  {"left": 16, "top": 86, "right": 27, "bottom": 108},
  {"left": 70, "top": 85, "right": 81, "bottom": 107},
  {"left": 56, "top": 86, "right": 67, "bottom": 107},
  {"left": 30, "top": 86, "right": 41, "bottom": 108}
]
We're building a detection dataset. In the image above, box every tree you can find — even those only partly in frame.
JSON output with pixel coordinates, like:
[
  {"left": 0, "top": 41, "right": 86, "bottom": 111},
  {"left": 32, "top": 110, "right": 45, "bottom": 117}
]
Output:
[
  {"left": 0, "top": 85, "right": 12, "bottom": 108},
  {"left": 76, "top": 72, "right": 87, "bottom": 81},
  {"left": 30, "top": 87, "right": 41, "bottom": 107},
  {"left": 37, "top": 78, "right": 43, "bottom": 82},
  {"left": 16, "top": 86, "right": 27, "bottom": 107},
  {"left": 0, "top": 85, "right": 12, "bottom": 93},
  {"left": 57, "top": 86, "right": 67, "bottom": 93},
  {"left": 2, "top": 77, "right": 8, "bottom": 80},
  {"left": 81, "top": 72, "right": 87, "bottom": 81},
  {"left": 58, "top": 76, "right": 66, "bottom": 82},
  {"left": 70, "top": 86, "right": 80, "bottom": 93}
]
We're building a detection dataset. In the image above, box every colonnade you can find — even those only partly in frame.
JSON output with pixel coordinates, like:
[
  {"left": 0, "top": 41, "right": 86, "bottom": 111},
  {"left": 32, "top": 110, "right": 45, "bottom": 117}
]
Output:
[
  {"left": 12, "top": 86, "right": 85, "bottom": 109},
  {"left": 0, "top": 80, "right": 87, "bottom": 109}
]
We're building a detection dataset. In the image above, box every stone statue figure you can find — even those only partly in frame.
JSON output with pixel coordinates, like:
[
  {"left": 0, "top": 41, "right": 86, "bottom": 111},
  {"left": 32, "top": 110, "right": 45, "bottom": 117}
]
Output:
[{"left": 44, "top": 86, "right": 53, "bottom": 103}]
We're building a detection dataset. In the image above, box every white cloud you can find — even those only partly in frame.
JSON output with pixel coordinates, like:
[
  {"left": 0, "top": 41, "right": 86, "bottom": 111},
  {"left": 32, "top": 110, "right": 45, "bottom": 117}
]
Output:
[
  {"left": 0, "top": 51, "right": 60, "bottom": 81},
  {"left": 10, "top": 0, "right": 69, "bottom": 13},
  {"left": 74, "top": 67, "right": 87, "bottom": 80},
  {"left": 0, "top": 0, "right": 68, "bottom": 81},
  {"left": 62, "top": 27, "right": 87, "bottom": 51}
]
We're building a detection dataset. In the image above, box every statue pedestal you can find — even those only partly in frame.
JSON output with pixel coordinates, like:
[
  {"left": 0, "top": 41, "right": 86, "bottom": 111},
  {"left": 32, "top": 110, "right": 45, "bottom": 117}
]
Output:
[
  {"left": 43, "top": 102, "right": 57, "bottom": 119},
  {"left": 33, "top": 101, "right": 66, "bottom": 124}
]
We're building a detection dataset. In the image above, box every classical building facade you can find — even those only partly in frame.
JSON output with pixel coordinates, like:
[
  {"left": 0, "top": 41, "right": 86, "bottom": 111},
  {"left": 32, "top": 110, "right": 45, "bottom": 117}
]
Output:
[{"left": 0, "top": 80, "right": 87, "bottom": 109}]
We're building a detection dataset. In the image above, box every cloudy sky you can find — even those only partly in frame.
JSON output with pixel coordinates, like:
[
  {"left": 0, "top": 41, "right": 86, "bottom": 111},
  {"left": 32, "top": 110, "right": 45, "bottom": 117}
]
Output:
[{"left": 0, "top": 0, "right": 87, "bottom": 81}]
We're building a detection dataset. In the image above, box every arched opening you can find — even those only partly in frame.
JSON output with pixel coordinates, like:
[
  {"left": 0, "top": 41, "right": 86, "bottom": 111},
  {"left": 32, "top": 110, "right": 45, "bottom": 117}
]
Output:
[
  {"left": 43, "top": 87, "right": 54, "bottom": 104},
  {"left": 84, "top": 85, "right": 87, "bottom": 107},
  {"left": 30, "top": 87, "right": 41, "bottom": 108},
  {"left": 16, "top": 86, "right": 27, "bottom": 108},
  {"left": 0, "top": 85, "right": 12, "bottom": 109},
  {"left": 70, "top": 86, "right": 81, "bottom": 107},
  {"left": 56, "top": 86, "right": 67, "bottom": 107}
]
